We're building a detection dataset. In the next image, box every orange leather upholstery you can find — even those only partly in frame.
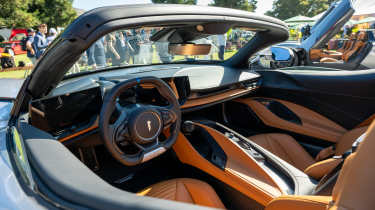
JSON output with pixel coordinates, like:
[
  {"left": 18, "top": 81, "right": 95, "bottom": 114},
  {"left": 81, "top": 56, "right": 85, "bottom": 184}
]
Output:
[
  {"left": 329, "top": 121, "right": 375, "bottom": 210},
  {"left": 248, "top": 127, "right": 365, "bottom": 174},
  {"left": 342, "top": 31, "right": 368, "bottom": 62},
  {"left": 334, "top": 126, "right": 368, "bottom": 155},
  {"left": 236, "top": 98, "right": 347, "bottom": 143},
  {"left": 240, "top": 97, "right": 367, "bottom": 176},
  {"left": 310, "top": 49, "right": 342, "bottom": 62},
  {"left": 315, "top": 146, "right": 335, "bottom": 161},
  {"left": 265, "top": 195, "right": 331, "bottom": 210},
  {"left": 173, "top": 127, "right": 282, "bottom": 206},
  {"left": 138, "top": 178, "right": 225, "bottom": 209},
  {"left": 265, "top": 121, "right": 375, "bottom": 210},
  {"left": 337, "top": 34, "right": 357, "bottom": 53},
  {"left": 249, "top": 133, "right": 315, "bottom": 171},
  {"left": 320, "top": 32, "right": 369, "bottom": 63},
  {"left": 304, "top": 158, "right": 342, "bottom": 180}
]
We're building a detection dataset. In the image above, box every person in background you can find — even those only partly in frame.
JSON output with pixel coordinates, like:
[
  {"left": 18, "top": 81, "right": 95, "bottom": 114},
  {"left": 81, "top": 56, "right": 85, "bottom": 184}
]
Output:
[
  {"left": 47, "top": 28, "right": 57, "bottom": 44},
  {"left": 217, "top": 34, "right": 227, "bottom": 60},
  {"left": 138, "top": 28, "right": 153, "bottom": 64},
  {"left": 25, "top": 28, "right": 36, "bottom": 65},
  {"left": 302, "top": 24, "right": 311, "bottom": 41},
  {"left": 155, "top": 41, "right": 172, "bottom": 63},
  {"left": 123, "top": 30, "right": 134, "bottom": 64},
  {"left": 369, "top": 22, "right": 375, "bottom": 42},
  {"left": 33, "top": 24, "right": 49, "bottom": 59},
  {"left": 352, "top": 25, "right": 359, "bottom": 34},
  {"left": 105, "top": 33, "right": 122, "bottom": 66},
  {"left": 129, "top": 29, "right": 141, "bottom": 64},
  {"left": 86, "top": 37, "right": 106, "bottom": 70},
  {"left": 343, "top": 25, "right": 349, "bottom": 38},
  {"left": 115, "top": 31, "right": 127, "bottom": 64}
]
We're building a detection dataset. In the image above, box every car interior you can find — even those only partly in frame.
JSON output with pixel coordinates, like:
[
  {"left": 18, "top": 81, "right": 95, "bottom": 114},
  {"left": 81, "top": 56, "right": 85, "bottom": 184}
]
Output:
[
  {"left": 8, "top": 4, "right": 375, "bottom": 210},
  {"left": 309, "top": 31, "right": 373, "bottom": 69}
]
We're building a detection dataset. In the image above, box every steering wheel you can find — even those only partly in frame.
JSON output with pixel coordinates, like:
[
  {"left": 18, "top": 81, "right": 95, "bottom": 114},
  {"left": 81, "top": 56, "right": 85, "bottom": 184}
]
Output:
[{"left": 99, "top": 77, "right": 181, "bottom": 166}]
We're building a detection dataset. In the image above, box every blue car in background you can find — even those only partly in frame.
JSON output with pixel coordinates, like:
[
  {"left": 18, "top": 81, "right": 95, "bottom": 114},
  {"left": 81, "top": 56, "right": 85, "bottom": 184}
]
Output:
[{"left": 253, "top": 0, "right": 375, "bottom": 71}]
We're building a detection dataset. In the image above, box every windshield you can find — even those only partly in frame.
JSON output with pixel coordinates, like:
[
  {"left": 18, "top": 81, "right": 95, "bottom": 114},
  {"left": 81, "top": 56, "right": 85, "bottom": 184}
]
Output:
[{"left": 66, "top": 26, "right": 255, "bottom": 76}]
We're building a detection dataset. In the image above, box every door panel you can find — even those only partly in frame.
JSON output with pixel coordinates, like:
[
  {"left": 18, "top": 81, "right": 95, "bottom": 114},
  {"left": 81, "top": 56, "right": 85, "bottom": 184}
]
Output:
[
  {"left": 235, "top": 97, "right": 347, "bottom": 143},
  {"left": 255, "top": 69, "right": 375, "bottom": 130}
]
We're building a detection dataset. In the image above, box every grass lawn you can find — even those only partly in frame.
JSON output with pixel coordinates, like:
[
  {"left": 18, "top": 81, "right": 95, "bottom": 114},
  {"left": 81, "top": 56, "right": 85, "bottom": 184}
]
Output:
[
  {"left": 0, "top": 54, "right": 32, "bottom": 79},
  {"left": 14, "top": 54, "right": 31, "bottom": 66}
]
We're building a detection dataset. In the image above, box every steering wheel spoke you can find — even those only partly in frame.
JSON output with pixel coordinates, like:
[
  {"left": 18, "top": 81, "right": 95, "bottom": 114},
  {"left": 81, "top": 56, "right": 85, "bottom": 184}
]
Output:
[{"left": 148, "top": 105, "right": 177, "bottom": 128}]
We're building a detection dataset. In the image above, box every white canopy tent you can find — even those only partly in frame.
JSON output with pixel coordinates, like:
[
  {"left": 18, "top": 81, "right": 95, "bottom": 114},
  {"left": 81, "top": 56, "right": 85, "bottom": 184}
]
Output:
[{"left": 353, "top": 0, "right": 375, "bottom": 16}]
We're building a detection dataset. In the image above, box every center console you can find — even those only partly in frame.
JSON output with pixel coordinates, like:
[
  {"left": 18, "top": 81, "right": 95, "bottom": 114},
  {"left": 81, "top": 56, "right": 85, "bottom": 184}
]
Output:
[{"left": 173, "top": 120, "right": 318, "bottom": 206}]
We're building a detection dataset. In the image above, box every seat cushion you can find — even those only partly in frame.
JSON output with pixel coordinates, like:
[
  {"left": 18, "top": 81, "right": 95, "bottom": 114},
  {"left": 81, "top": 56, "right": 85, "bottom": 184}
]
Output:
[
  {"left": 137, "top": 178, "right": 225, "bottom": 209},
  {"left": 249, "top": 134, "right": 315, "bottom": 171}
]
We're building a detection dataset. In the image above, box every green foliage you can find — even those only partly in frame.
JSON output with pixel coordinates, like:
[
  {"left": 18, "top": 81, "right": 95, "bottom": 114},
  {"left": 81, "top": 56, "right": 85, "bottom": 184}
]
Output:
[
  {"left": 266, "top": 0, "right": 335, "bottom": 20},
  {"left": 152, "top": 0, "right": 196, "bottom": 4},
  {"left": 211, "top": 0, "right": 257, "bottom": 12},
  {"left": 28, "top": 0, "right": 77, "bottom": 28},
  {"left": 0, "top": 0, "right": 40, "bottom": 27},
  {"left": 0, "top": 0, "right": 76, "bottom": 28}
]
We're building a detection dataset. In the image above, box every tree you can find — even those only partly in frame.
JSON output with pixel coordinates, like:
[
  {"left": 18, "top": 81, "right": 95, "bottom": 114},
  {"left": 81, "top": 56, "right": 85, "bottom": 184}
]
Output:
[
  {"left": 266, "top": 0, "right": 335, "bottom": 20},
  {"left": 0, "top": 0, "right": 40, "bottom": 28},
  {"left": 152, "top": 0, "right": 196, "bottom": 4},
  {"left": 210, "top": 0, "right": 257, "bottom": 12},
  {"left": 0, "top": 0, "right": 76, "bottom": 29},
  {"left": 28, "top": 0, "right": 77, "bottom": 28}
]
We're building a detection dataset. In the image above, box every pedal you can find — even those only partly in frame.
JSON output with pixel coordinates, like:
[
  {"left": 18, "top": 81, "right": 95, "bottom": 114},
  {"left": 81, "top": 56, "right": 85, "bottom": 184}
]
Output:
[{"left": 113, "top": 173, "right": 135, "bottom": 184}]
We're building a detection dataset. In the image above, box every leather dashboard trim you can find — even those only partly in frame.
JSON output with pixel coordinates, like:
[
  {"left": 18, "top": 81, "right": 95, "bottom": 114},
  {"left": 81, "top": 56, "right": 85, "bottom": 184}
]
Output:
[
  {"left": 235, "top": 97, "right": 347, "bottom": 143},
  {"left": 181, "top": 87, "right": 256, "bottom": 109}
]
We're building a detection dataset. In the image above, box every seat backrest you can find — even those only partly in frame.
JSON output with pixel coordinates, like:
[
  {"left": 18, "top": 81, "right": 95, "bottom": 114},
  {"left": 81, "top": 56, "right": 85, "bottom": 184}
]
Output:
[
  {"left": 334, "top": 126, "right": 368, "bottom": 156},
  {"left": 338, "top": 34, "right": 357, "bottom": 52},
  {"left": 345, "top": 33, "right": 357, "bottom": 50},
  {"left": 342, "top": 32, "right": 368, "bottom": 62},
  {"left": 329, "top": 121, "right": 375, "bottom": 210}
]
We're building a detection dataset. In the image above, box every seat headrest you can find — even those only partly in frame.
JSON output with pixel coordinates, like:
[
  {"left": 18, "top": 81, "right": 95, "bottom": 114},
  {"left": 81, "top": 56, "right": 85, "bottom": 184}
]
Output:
[{"left": 357, "top": 31, "right": 368, "bottom": 41}]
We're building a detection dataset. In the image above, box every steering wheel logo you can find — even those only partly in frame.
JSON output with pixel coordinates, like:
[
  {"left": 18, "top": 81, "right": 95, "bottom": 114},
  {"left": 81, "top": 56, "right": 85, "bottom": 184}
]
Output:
[{"left": 147, "top": 120, "right": 152, "bottom": 132}]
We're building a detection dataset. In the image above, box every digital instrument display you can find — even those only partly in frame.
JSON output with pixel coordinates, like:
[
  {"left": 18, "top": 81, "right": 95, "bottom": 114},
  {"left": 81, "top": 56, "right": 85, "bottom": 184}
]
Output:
[{"left": 30, "top": 87, "right": 102, "bottom": 135}]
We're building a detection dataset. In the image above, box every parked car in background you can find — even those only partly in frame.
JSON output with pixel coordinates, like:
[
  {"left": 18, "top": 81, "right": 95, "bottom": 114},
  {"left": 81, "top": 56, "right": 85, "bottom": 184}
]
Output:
[
  {"left": 253, "top": 0, "right": 375, "bottom": 71},
  {"left": 0, "top": 28, "right": 27, "bottom": 55}
]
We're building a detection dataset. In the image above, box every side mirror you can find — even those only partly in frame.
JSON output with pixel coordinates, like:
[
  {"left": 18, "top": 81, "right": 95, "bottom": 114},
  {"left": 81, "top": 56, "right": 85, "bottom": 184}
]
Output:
[
  {"left": 249, "top": 46, "right": 296, "bottom": 70},
  {"left": 271, "top": 46, "right": 294, "bottom": 61}
]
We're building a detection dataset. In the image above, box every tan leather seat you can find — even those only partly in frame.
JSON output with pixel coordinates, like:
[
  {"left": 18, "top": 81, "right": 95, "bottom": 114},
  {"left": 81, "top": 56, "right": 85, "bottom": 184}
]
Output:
[
  {"left": 320, "top": 32, "right": 369, "bottom": 63},
  {"left": 265, "top": 120, "right": 375, "bottom": 210},
  {"left": 250, "top": 133, "right": 315, "bottom": 171},
  {"left": 138, "top": 178, "right": 225, "bottom": 209},
  {"left": 248, "top": 126, "right": 367, "bottom": 173}
]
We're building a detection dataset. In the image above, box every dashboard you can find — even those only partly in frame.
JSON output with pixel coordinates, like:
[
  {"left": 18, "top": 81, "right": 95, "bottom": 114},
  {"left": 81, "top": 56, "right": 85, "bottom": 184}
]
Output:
[{"left": 29, "top": 64, "right": 261, "bottom": 142}]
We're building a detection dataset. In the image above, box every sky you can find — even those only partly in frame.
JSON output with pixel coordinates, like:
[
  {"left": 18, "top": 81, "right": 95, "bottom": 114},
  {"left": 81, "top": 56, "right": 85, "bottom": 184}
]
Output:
[{"left": 72, "top": 0, "right": 275, "bottom": 15}]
